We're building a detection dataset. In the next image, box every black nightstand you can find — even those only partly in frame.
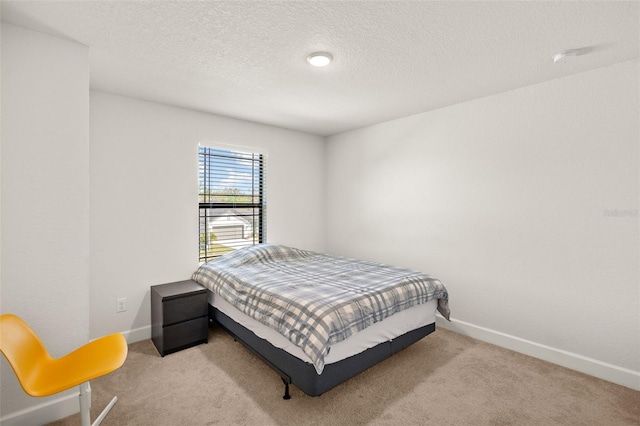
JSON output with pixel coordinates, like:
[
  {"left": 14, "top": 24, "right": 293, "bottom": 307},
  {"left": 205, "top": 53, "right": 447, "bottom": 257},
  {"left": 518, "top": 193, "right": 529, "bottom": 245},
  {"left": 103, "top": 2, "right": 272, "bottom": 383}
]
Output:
[{"left": 151, "top": 280, "right": 209, "bottom": 356}]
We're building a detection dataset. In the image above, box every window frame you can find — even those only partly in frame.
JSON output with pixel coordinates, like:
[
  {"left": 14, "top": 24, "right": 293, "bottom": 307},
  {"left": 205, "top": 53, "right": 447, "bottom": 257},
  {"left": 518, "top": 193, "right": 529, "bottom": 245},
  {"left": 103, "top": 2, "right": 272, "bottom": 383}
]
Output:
[{"left": 198, "top": 144, "right": 266, "bottom": 263}]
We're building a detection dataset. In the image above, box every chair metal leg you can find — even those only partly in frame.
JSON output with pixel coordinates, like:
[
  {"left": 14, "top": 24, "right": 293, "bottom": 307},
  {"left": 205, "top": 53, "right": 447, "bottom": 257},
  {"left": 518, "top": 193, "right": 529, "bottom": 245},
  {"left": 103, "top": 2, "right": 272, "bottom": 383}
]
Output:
[
  {"left": 78, "top": 381, "right": 119, "bottom": 426},
  {"left": 93, "top": 396, "right": 118, "bottom": 426},
  {"left": 78, "top": 382, "right": 92, "bottom": 426}
]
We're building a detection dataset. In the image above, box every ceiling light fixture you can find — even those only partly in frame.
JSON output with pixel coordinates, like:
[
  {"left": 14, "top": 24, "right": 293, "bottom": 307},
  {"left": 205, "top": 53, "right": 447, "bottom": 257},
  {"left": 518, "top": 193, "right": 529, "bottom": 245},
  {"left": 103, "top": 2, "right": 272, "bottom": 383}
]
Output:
[
  {"left": 553, "top": 49, "right": 579, "bottom": 64},
  {"left": 307, "top": 52, "right": 333, "bottom": 67}
]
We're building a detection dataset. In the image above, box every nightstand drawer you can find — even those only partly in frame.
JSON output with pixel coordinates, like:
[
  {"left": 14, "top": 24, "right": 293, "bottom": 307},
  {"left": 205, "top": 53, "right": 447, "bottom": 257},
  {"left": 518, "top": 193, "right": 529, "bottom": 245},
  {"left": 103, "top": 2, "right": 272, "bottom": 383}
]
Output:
[
  {"left": 163, "top": 292, "right": 208, "bottom": 326},
  {"left": 161, "top": 316, "right": 209, "bottom": 355}
]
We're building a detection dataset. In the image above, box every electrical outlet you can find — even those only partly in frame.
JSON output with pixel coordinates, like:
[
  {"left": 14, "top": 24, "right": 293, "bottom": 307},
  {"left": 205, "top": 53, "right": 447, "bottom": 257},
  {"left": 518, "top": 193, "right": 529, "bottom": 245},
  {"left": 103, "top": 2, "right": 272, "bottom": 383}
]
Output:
[{"left": 116, "top": 297, "right": 127, "bottom": 313}]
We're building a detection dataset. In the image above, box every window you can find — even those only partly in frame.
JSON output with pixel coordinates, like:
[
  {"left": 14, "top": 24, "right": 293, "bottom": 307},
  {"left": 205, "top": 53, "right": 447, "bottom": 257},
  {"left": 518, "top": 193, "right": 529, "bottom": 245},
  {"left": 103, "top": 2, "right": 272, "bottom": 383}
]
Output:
[{"left": 198, "top": 146, "right": 265, "bottom": 262}]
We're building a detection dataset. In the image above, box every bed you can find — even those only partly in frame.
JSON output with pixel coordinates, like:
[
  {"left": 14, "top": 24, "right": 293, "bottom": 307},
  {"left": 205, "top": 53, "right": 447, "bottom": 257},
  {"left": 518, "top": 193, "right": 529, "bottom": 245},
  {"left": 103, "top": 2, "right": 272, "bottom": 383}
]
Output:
[{"left": 192, "top": 244, "right": 449, "bottom": 398}]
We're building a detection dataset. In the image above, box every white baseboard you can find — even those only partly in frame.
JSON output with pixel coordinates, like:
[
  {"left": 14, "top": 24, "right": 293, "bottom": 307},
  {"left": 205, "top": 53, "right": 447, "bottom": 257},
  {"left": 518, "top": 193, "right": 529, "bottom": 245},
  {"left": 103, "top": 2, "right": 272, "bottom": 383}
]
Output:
[
  {"left": 0, "top": 392, "right": 78, "bottom": 426},
  {"left": 121, "top": 324, "right": 151, "bottom": 344},
  {"left": 436, "top": 316, "right": 640, "bottom": 391}
]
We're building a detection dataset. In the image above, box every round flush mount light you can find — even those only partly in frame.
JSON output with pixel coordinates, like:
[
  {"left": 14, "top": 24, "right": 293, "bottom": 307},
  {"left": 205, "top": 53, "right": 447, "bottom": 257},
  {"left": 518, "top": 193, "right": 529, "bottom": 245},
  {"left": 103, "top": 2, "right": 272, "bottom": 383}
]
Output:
[
  {"left": 307, "top": 52, "right": 333, "bottom": 67},
  {"left": 553, "top": 49, "right": 579, "bottom": 64},
  {"left": 553, "top": 51, "right": 570, "bottom": 63}
]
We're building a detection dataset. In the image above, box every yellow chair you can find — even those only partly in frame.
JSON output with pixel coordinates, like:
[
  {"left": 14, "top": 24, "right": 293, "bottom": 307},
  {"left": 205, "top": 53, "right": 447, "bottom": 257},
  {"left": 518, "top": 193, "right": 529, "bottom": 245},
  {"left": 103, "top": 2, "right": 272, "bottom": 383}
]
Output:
[{"left": 0, "top": 314, "right": 128, "bottom": 426}]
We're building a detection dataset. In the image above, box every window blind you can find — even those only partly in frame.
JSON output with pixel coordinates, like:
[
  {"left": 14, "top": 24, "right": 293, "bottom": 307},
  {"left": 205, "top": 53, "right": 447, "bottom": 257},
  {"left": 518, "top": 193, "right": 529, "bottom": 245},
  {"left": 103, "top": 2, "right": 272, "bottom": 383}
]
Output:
[{"left": 198, "top": 146, "right": 265, "bottom": 262}]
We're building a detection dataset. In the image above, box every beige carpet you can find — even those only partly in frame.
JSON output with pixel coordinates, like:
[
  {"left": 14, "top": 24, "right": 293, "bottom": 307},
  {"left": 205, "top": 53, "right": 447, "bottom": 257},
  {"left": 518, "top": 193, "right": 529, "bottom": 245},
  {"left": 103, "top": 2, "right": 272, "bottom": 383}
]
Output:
[{"left": 49, "top": 327, "right": 639, "bottom": 426}]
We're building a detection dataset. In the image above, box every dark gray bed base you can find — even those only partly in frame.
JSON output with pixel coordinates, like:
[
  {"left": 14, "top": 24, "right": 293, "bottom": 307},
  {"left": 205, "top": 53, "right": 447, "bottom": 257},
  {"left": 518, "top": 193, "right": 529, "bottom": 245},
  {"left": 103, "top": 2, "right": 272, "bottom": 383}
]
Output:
[{"left": 209, "top": 305, "right": 436, "bottom": 398}]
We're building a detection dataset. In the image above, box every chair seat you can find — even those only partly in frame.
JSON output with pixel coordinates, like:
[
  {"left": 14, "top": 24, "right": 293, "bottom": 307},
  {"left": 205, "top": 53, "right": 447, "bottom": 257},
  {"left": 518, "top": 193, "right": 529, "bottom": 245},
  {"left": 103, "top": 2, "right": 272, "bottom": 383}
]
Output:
[
  {"left": 24, "top": 333, "right": 128, "bottom": 397},
  {"left": 1, "top": 314, "right": 128, "bottom": 426}
]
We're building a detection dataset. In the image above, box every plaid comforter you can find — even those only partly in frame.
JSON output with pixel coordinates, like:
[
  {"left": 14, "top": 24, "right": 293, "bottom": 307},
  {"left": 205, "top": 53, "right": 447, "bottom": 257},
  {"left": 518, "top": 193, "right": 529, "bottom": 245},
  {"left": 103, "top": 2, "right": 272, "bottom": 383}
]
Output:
[{"left": 192, "top": 244, "right": 450, "bottom": 374}]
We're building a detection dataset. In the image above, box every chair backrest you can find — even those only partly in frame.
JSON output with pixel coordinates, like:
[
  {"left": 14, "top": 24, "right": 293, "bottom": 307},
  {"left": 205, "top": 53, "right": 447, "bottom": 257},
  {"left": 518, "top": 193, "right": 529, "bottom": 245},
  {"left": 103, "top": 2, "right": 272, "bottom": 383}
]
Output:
[{"left": 0, "top": 314, "right": 52, "bottom": 394}]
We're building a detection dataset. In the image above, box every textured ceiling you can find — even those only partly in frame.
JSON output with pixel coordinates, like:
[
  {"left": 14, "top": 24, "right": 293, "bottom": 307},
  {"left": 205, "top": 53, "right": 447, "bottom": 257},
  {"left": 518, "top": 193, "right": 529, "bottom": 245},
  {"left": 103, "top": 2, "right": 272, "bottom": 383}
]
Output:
[{"left": 2, "top": 1, "right": 638, "bottom": 136}]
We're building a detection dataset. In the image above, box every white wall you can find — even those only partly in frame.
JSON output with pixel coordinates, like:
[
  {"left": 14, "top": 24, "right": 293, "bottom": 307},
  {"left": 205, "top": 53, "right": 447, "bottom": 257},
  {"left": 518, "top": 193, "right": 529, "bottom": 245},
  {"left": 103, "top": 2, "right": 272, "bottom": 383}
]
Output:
[
  {"left": 1, "top": 24, "right": 90, "bottom": 421},
  {"left": 326, "top": 60, "right": 639, "bottom": 385},
  {"left": 89, "top": 91, "right": 325, "bottom": 340}
]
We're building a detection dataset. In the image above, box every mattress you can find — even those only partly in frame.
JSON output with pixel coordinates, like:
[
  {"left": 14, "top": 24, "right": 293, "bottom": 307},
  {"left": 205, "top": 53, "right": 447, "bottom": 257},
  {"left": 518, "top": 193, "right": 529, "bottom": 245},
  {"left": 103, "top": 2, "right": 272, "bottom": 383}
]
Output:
[{"left": 209, "top": 292, "right": 437, "bottom": 368}]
